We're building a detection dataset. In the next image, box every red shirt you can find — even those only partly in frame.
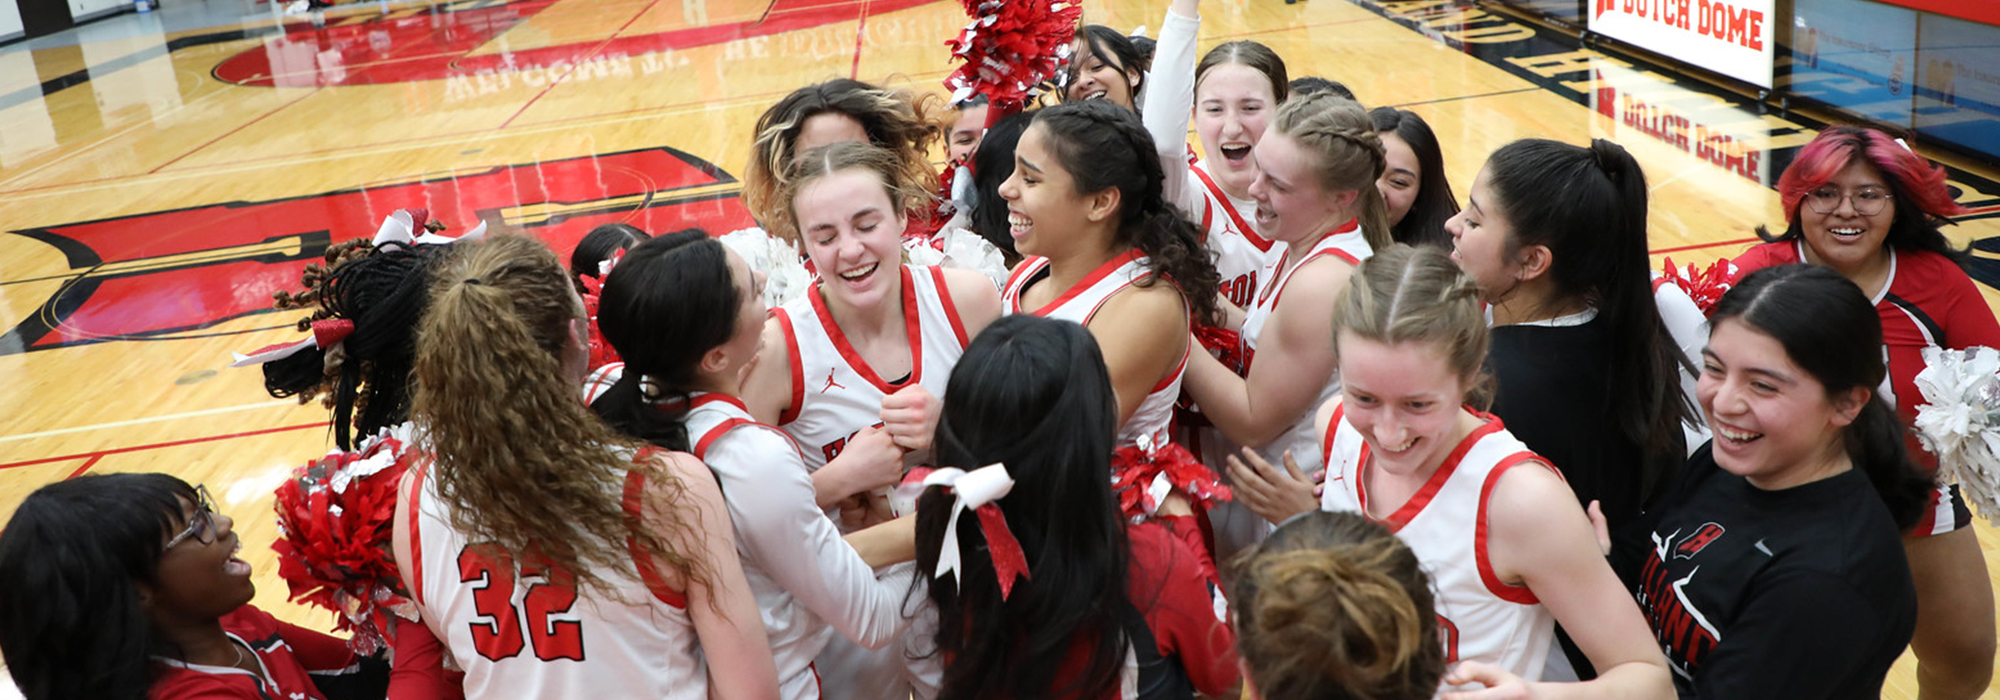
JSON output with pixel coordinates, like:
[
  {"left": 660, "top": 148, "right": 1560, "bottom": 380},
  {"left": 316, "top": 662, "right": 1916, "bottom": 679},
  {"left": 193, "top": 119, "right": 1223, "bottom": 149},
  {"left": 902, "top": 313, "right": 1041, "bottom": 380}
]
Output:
[
  {"left": 1733, "top": 241, "right": 2000, "bottom": 470},
  {"left": 150, "top": 606, "right": 355, "bottom": 700},
  {"left": 1048, "top": 520, "right": 1240, "bottom": 699}
]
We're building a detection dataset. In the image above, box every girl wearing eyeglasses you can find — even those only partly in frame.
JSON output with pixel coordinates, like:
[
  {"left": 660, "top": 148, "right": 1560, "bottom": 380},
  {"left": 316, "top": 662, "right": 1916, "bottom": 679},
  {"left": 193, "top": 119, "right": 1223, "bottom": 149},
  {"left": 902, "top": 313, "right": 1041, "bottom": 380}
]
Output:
[
  {"left": 0, "top": 474, "right": 392, "bottom": 700},
  {"left": 1732, "top": 124, "right": 1999, "bottom": 700}
]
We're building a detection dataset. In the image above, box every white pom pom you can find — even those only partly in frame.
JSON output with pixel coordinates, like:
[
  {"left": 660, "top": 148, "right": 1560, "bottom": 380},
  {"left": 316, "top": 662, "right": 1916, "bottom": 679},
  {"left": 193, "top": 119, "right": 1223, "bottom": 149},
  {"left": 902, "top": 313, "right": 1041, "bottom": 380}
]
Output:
[
  {"left": 719, "top": 227, "right": 812, "bottom": 307},
  {"left": 904, "top": 239, "right": 946, "bottom": 268},
  {"left": 938, "top": 227, "right": 1010, "bottom": 289},
  {"left": 1913, "top": 346, "right": 2000, "bottom": 523}
]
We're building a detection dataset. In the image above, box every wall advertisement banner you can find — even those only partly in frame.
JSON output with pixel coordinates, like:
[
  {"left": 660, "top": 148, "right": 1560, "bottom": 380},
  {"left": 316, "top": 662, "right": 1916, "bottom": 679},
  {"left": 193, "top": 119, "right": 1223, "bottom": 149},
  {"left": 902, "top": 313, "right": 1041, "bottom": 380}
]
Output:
[{"left": 1589, "top": 0, "right": 1777, "bottom": 88}]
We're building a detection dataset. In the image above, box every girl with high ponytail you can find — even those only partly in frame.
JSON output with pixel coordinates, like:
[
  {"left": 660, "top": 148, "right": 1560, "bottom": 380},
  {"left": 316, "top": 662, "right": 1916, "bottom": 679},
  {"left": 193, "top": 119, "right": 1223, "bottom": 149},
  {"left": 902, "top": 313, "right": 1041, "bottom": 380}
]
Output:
[
  {"left": 1230, "top": 511, "right": 1442, "bottom": 700},
  {"left": 1445, "top": 138, "right": 1696, "bottom": 562},
  {"left": 391, "top": 234, "right": 778, "bottom": 699},
  {"left": 1186, "top": 91, "right": 1388, "bottom": 558},
  {"left": 1617, "top": 264, "right": 1927, "bottom": 698},
  {"left": 1266, "top": 244, "right": 1673, "bottom": 697},
  {"left": 997, "top": 99, "right": 1222, "bottom": 523}
]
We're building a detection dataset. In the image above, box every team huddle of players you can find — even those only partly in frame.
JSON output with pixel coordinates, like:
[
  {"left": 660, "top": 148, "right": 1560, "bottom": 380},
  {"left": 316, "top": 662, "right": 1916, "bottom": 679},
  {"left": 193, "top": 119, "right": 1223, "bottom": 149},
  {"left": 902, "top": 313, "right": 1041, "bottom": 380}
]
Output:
[{"left": 1, "top": 0, "right": 1995, "bottom": 699}]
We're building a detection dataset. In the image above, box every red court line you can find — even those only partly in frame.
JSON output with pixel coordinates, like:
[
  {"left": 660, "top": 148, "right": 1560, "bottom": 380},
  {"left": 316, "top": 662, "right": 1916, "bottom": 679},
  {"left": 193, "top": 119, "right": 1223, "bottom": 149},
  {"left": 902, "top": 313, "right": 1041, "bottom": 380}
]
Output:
[
  {"left": 500, "top": 0, "right": 668, "bottom": 129},
  {"left": 147, "top": 89, "right": 321, "bottom": 174},
  {"left": 1651, "top": 237, "right": 1757, "bottom": 256},
  {"left": 0, "top": 422, "right": 328, "bottom": 471},
  {"left": 848, "top": 0, "right": 869, "bottom": 80},
  {"left": 64, "top": 455, "right": 104, "bottom": 479}
]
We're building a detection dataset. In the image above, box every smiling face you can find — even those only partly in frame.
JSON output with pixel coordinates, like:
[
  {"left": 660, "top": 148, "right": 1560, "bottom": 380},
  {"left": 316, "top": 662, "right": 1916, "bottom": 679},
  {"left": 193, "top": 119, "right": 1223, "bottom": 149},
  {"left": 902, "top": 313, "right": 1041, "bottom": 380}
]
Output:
[
  {"left": 1697, "top": 317, "right": 1860, "bottom": 488},
  {"left": 948, "top": 104, "right": 989, "bottom": 165},
  {"left": 1378, "top": 131, "right": 1421, "bottom": 227},
  {"left": 795, "top": 168, "right": 906, "bottom": 309},
  {"left": 1798, "top": 158, "right": 1897, "bottom": 275},
  {"left": 793, "top": 112, "right": 871, "bottom": 160},
  {"left": 145, "top": 494, "right": 255, "bottom": 624},
  {"left": 1065, "top": 40, "right": 1137, "bottom": 109},
  {"left": 1443, "top": 166, "right": 1523, "bottom": 302},
  {"left": 1195, "top": 64, "right": 1277, "bottom": 197},
  {"left": 999, "top": 124, "right": 1100, "bottom": 258},
  {"left": 1337, "top": 331, "right": 1471, "bottom": 477},
  {"left": 1247, "top": 132, "right": 1356, "bottom": 244}
]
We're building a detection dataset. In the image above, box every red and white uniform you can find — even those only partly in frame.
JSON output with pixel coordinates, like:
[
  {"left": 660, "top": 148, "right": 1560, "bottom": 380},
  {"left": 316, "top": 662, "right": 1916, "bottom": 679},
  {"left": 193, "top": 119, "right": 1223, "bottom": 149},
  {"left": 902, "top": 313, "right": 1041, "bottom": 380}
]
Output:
[
  {"left": 1239, "top": 221, "right": 1371, "bottom": 468},
  {"left": 686, "top": 392, "right": 914, "bottom": 700},
  {"left": 150, "top": 606, "right": 362, "bottom": 700},
  {"left": 1191, "top": 164, "right": 1277, "bottom": 309},
  {"left": 772, "top": 265, "right": 971, "bottom": 472},
  {"left": 406, "top": 451, "right": 706, "bottom": 700},
  {"left": 1319, "top": 406, "right": 1560, "bottom": 682},
  {"left": 1003, "top": 250, "right": 1188, "bottom": 448},
  {"left": 1734, "top": 241, "right": 2000, "bottom": 535}
]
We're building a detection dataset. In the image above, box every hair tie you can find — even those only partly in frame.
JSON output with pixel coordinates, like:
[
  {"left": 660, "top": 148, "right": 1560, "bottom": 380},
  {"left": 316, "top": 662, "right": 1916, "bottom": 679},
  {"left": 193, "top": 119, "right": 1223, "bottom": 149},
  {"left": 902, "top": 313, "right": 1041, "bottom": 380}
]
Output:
[
  {"left": 903, "top": 464, "right": 1030, "bottom": 599},
  {"left": 463, "top": 277, "right": 483, "bottom": 285}
]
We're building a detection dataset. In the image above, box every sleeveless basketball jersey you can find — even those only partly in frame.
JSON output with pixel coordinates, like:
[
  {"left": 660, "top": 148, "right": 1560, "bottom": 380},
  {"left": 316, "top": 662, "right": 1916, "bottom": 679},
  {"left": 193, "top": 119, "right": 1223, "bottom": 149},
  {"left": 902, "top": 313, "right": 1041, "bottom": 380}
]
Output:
[
  {"left": 1191, "top": 162, "right": 1276, "bottom": 309},
  {"left": 773, "top": 265, "right": 971, "bottom": 472},
  {"left": 1238, "top": 221, "right": 1370, "bottom": 468},
  {"left": 1318, "top": 406, "right": 1559, "bottom": 682},
  {"left": 1002, "top": 250, "right": 1188, "bottom": 448},
  {"left": 406, "top": 452, "right": 704, "bottom": 700}
]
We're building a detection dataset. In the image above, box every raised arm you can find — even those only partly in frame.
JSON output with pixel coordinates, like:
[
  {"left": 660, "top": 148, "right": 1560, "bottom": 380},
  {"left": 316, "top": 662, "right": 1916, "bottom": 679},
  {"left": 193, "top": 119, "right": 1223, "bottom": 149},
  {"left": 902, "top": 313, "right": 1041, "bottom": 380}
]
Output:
[{"left": 1141, "top": 0, "right": 1201, "bottom": 213}]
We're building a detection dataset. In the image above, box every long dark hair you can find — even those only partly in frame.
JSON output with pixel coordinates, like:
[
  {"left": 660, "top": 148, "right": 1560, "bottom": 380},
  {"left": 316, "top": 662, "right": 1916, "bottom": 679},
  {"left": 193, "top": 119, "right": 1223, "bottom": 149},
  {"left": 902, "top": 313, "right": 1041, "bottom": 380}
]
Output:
[
  {"left": 916, "top": 315, "right": 1130, "bottom": 699},
  {"left": 970, "top": 110, "right": 1033, "bottom": 265},
  {"left": 1371, "top": 107, "right": 1458, "bottom": 249},
  {"left": 1484, "top": 138, "right": 1696, "bottom": 463},
  {"left": 591, "top": 230, "right": 741, "bottom": 453},
  {"left": 264, "top": 239, "right": 447, "bottom": 450},
  {"left": 1063, "top": 25, "right": 1146, "bottom": 108},
  {"left": 1757, "top": 124, "right": 1970, "bottom": 266},
  {"left": 1033, "top": 101, "right": 1222, "bottom": 325},
  {"left": 570, "top": 222, "right": 649, "bottom": 288},
  {"left": 0, "top": 473, "right": 200, "bottom": 700},
  {"left": 1708, "top": 265, "right": 1934, "bottom": 530}
]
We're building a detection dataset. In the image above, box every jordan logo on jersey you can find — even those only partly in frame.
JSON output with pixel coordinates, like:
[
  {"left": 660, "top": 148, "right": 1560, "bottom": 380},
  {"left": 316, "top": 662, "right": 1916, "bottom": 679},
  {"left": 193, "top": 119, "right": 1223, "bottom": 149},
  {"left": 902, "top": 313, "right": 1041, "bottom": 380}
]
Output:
[{"left": 820, "top": 369, "right": 847, "bottom": 394}]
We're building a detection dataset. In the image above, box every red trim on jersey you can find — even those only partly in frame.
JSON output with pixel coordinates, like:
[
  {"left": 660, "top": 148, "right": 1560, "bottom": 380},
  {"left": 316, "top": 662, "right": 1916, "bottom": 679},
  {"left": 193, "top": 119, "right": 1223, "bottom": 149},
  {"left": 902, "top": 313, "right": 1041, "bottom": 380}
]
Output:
[
  {"left": 622, "top": 467, "right": 690, "bottom": 609},
  {"left": 690, "top": 392, "right": 751, "bottom": 413},
  {"left": 1321, "top": 404, "right": 1346, "bottom": 472},
  {"left": 405, "top": 457, "right": 432, "bottom": 608},
  {"left": 1152, "top": 347, "right": 1189, "bottom": 394},
  {"left": 1002, "top": 257, "right": 1045, "bottom": 314},
  {"left": 1193, "top": 164, "right": 1274, "bottom": 252},
  {"left": 1021, "top": 249, "right": 1147, "bottom": 318},
  {"left": 1358, "top": 413, "right": 1507, "bottom": 532},
  {"left": 929, "top": 266, "right": 971, "bottom": 349},
  {"left": 773, "top": 310, "right": 805, "bottom": 426},
  {"left": 1474, "top": 453, "right": 1552, "bottom": 605},
  {"left": 809, "top": 266, "right": 925, "bottom": 394},
  {"left": 693, "top": 418, "right": 756, "bottom": 459},
  {"left": 1256, "top": 220, "right": 1361, "bottom": 307}
]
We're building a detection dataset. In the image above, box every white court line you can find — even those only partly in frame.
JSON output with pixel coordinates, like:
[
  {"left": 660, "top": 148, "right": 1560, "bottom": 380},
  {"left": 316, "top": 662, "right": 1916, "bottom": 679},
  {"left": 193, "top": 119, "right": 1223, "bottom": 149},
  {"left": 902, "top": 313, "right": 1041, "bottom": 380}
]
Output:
[{"left": 0, "top": 399, "right": 298, "bottom": 444}]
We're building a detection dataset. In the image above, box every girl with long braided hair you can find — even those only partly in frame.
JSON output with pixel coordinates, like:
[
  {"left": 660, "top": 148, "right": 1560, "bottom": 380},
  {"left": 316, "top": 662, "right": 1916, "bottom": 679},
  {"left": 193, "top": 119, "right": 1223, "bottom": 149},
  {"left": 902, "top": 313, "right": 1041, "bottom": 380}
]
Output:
[
  {"left": 997, "top": 99, "right": 1222, "bottom": 525},
  {"left": 390, "top": 234, "right": 777, "bottom": 699},
  {"left": 1183, "top": 92, "right": 1390, "bottom": 560}
]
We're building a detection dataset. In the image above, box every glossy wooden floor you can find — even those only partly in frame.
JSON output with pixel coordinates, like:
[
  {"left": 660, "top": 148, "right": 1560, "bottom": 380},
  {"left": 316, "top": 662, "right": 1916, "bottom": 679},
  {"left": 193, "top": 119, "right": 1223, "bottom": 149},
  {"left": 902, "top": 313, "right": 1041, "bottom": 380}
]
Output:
[{"left": 3, "top": 0, "right": 1999, "bottom": 696}]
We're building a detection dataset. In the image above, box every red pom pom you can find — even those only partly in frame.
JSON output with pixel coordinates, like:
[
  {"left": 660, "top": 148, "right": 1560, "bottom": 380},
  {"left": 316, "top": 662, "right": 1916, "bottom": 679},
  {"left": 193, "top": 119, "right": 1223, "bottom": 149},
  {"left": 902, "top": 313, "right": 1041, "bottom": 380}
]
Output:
[
  {"left": 1111, "top": 443, "right": 1232, "bottom": 521},
  {"left": 1657, "top": 256, "right": 1737, "bottom": 316},
  {"left": 944, "top": 0, "right": 1085, "bottom": 110},
  {"left": 272, "top": 430, "right": 421, "bottom": 655}
]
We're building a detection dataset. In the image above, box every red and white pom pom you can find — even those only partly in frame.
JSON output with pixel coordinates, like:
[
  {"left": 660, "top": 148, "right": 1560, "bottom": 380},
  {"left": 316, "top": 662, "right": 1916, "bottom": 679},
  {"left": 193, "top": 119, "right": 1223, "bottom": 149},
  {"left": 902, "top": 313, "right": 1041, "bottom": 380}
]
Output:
[
  {"left": 1111, "top": 440, "right": 1232, "bottom": 521},
  {"left": 1652, "top": 256, "right": 1737, "bottom": 317},
  {"left": 272, "top": 424, "right": 423, "bottom": 655},
  {"left": 944, "top": 0, "right": 1084, "bottom": 113}
]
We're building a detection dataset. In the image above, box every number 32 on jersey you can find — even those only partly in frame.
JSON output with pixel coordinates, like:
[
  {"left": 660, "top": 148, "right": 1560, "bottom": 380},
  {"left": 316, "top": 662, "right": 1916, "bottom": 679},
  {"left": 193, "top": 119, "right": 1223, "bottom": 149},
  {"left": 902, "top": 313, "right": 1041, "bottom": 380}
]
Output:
[{"left": 458, "top": 544, "right": 587, "bottom": 662}]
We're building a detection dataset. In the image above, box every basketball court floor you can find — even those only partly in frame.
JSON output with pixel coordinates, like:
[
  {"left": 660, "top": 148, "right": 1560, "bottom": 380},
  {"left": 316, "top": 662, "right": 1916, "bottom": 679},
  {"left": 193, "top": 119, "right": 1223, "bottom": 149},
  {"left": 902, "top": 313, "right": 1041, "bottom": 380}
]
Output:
[{"left": 2, "top": 0, "right": 1998, "bottom": 695}]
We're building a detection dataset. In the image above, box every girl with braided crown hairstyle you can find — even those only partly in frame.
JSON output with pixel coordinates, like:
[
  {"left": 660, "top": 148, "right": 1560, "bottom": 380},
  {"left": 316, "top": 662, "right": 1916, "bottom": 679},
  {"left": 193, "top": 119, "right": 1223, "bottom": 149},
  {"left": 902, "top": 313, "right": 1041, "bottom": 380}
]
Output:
[
  {"left": 997, "top": 99, "right": 1223, "bottom": 524},
  {"left": 743, "top": 79, "right": 945, "bottom": 244},
  {"left": 1265, "top": 244, "right": 1673, "bottom": 697},
  {"left": 390, "top": 234, "right": 778, "bottom": 699},
  {"left": 1184, "top": 91, "right": 1389, "bottom": 559}
]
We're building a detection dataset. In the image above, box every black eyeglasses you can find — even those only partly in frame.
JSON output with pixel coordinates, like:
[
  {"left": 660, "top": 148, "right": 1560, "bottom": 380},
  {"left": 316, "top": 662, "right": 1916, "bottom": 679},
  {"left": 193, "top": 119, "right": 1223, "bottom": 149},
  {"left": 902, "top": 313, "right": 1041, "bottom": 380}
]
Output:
[
  {"left": 1805, "top": 186, "right": 1893, "bottom": 216},
  {"left": 165, "top": 485, "right": 217, "bottom": 550}
]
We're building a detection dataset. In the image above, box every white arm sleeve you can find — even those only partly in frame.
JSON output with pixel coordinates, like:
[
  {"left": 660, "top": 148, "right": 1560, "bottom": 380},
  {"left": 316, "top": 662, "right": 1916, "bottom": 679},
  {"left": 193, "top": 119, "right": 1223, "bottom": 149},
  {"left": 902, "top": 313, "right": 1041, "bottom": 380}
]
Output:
[
  {"left": 1141, "top": 7, "right": 1201, "bottom": 214},
  {"left": 707, "top": 426, "right": 911, "bottom": 649}
]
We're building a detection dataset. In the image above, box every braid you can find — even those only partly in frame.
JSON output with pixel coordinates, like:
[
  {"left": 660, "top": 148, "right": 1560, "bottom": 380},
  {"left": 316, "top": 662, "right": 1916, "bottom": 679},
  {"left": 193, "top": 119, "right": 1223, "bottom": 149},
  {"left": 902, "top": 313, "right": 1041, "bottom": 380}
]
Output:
[{"left": 1273, "top": 92, "right": 1394, "bottom": 250}]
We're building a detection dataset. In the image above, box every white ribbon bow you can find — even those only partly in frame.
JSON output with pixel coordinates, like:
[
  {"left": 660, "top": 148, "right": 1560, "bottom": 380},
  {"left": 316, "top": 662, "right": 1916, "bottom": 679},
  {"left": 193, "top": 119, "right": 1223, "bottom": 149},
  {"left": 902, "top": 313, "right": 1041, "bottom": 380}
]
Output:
[
  {"left": 923, "top": 463, "right": 1014, "bottom": 586},
  {"left": 371, "top": 210, "right": 489, "bottom": 248}
]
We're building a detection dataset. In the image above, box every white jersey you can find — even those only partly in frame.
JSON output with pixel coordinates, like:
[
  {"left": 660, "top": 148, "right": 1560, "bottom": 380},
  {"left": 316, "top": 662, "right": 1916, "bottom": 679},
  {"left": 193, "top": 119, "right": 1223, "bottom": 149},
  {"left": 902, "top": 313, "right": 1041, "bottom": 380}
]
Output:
[
  {"left": 1190, "top": 163, "right": 1277, "bottom": 310},
  {"left": 1318, "top": 405, "right": 1559, "bottom": 682},
  {"left": 1239, "top": 221, "right": 1371, "bottom": 468},
  {"left": 686, "top": 393, "right": 915, "bottom": 700},
  {"left": 1002, "top": 250, "right": 1187, "bottom": 448},
  {"left": 406, "top": 453, "right": 705, "bottom": 700},
  {"left": 773, "top": 265, "right": 971, "bottom": 472}
]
